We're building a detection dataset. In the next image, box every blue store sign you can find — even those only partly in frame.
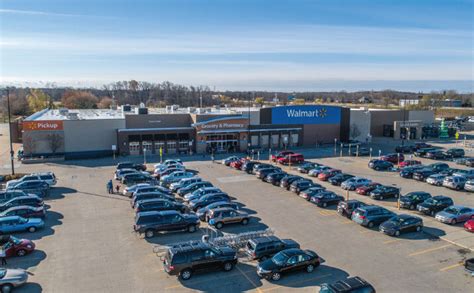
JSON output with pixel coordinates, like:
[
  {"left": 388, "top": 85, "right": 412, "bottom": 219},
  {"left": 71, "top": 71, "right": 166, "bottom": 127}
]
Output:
[{"left": 271, "top": 105, "right": 341, "bottom": 125}]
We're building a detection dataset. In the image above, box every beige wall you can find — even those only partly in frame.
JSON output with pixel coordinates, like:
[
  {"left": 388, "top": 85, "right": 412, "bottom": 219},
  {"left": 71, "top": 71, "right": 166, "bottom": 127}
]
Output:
[
  {"left": 408, "top": 110, "right": 435, "bottom": 124},
  {"left": 63, "top": 119, "right": 124, "bottom": 152},
  {"left": 370, "top": 110, "right": 405, "bottom": 137},
  {"left": 349, "top": 109, "right": 371, "bottom": 141},
  {"left": 125, "top": 113, "right": 192, "bottom": 129}
]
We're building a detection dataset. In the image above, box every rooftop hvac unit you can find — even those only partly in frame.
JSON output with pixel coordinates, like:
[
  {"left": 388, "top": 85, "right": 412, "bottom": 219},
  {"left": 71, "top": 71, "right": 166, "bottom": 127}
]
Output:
[
  {"left": 135, "top": 107, "right": 148, "bottom": 115},
  {"left": 58, "top": 108, "right": 69, "bottom": 115},
  {"left": 121, "top": 105, "right": 132, "bottom": 112},
  {"left": 67, "top": 112, "right": 79, "bottom": 120},
  {"left": 187, "top": 107, "right": 196, "bottom": 113}
]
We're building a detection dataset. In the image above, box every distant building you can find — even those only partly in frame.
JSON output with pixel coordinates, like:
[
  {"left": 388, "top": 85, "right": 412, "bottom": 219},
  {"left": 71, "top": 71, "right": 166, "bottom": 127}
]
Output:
[
  {"left": 358, "top": 96, "right": 372, "bottom": 104},
  {"left": 440, "top": 99, "right": 462, "bottom": 107},
  {"left": 399, "top": 98, "right": 420, "bottom": 107}
]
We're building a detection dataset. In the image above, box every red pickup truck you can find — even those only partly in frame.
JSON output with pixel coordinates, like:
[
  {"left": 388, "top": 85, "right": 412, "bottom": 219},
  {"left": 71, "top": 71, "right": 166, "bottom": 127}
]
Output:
[
  {"left": 277, "top": 153, "right": 304, "bottom": 165},
  {"left": 271, "top": 151, "right": 294, "bottom": 162}
]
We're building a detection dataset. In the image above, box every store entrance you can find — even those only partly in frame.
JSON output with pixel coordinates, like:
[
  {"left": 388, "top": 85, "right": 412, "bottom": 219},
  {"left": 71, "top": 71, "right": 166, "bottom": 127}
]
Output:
[{"left": 205, "top": 134, "right": 239, "bottom": 153}]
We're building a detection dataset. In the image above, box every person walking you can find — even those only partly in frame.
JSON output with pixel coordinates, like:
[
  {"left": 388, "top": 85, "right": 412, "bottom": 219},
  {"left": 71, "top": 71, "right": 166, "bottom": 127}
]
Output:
[
  {"left": 0, "top": 248, "right": 7, "bottom": 267},
  {"left": 107, "top": 180, "right": 113, "bottom": 194},
  {"left": 115, "top": 184, "right": 120, "bottom": 194}
]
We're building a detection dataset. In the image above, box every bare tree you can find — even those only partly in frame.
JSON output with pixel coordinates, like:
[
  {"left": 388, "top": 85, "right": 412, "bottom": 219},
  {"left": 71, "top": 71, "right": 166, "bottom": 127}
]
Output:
[
  {"left": 350, "top": 124, "right": 361, "bottom": 140},
  {"left": 22, "top": 135, "right": 37, "bottom": 155},
  {"left": 47, "top": 134, "right": 63, "bottom": 154}
]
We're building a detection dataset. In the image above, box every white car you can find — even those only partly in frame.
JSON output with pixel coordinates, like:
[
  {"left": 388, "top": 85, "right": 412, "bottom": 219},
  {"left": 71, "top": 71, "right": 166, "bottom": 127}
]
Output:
[
  {"left": 154, "top": 164, "right": 185, "bottom": 174},
  {"left": 308, "top": 166, "right": 331, "bottom": 177},
  {"left": 114, "top": 168, "right": 139, "bottom": 180},
  {"left": 340, "top": 177, "right": 371, "bottom": 190},
  {"left": 154, "top": 159, "right": 183, "bottom": 170},
  {"left": 169, "top": 177, "right": 202, "bottom": 192},
  {"left": 6, "top": 172, "right": 56, "bottom": 188}
]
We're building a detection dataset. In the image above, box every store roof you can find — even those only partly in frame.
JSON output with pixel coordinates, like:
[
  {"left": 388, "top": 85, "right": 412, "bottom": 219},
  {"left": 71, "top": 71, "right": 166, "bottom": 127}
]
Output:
[{"left": 25, "top": 109, "right": 125, "bottom": 121}]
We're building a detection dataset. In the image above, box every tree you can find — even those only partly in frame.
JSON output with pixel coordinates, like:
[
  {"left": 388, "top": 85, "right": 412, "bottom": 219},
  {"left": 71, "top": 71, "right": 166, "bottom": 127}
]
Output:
[
  {"left": 98, "top": 97, "right": 113, "bottom": 109},
  {"left": 47, "top": 133, "right": 63, "bottom": 154},
  {"left": 61, "top": 91, "right": 99, "bottom": 109},
  {"left": 27, "top": 89, "right": 52, "bottom": 112},
  {"left": 293, "top": 98, "right": 306, "bottom": 105},
  {"left": 350, "top": 124, "right": 361, "bottom": 140},
  {"left": 255, "top": 97, "right": 265, "bottom": 106},
  {"left": 22, "top": 135, "right": 37, "bottom": 155}
]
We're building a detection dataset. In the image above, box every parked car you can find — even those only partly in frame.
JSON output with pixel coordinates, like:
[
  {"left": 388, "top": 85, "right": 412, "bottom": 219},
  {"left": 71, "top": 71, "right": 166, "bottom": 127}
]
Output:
[
  {"left": 0, "top": 235, "right": 35, "bottom": 257},
  {"left": 230, "top": 158, "right": 247, "bottom": 169},
  {"left": 439, "top": 167, "right": 461, "bottom": 176},
  {"left": 445, "top": 148, "right": 465, "bottom": 158},
  {"left": 0, "top": 216, "right": 44, "bottom": 233},
  {"left": 154, "top": 167, "right": 183, "bottom": 178},
  {"left": 242, "top": 161, "right": 258, "bottom": 173},
  {"left": 131, "top": 185, "right": 172, "bottom": 198},
  {"left": 369, "top": 185, "right": 400, "bottom": 200},
  {"left": 196, "top": 201, "right": 239, "bottom": 222},
  {"left": 297, "top": 162, "right": 318, "bottom": 174},
  {"left": 337, "top": 200, "right": 367, "bottom": 219},
  {"left": 5, "top": 172, "right": 56, "bottom": 188},
  {"left": 154, "top": 163, "right": 185, "bottom": 173},
  {"left": 289, "top": 179, "right": 319, "bottom": 194},
  {"left": 465, "top": 158, "right": 474, "bottom": 167},
  {"left": 252, "top": 163, "right": 274, "bottom": 174},
  {"left": 317, "top": 169, "right": 341, "bottom": 181},
  {"left": 412, "top": 169, "right": 436, "bottom": 181},
  {"left": 135, "top": 199, "right": 186, "bottom": 213},
  {"left": 134, "top": 210, "right": 200, "bottom": 238},
  {"left": 170, "top": 177, "right": 202, "bottom": 193},
  {"left": 264, "top": 172, "right": 288, "bottom": 185},
  {"left": 341, "top": 140, "right": 361, "bottom": 148},
  {"left": 414, "top": 147, "right": 437, "bottom": 157},
  {"left": 245, "top": 236, "right": 300, "bottom": 261},
  {"left": 0, "top": 268, "right": 29, "bottom": 291},
  {"left": 114, "top": 168, "right": 141, "bottom": 181},
  {"left": 428, "top": 162, "right": 450, "bottom": 173},
  {"left": 426, "top": 174, "right": 446, "bottom": 186},
  {"left": 222, "top": 156, "right": 240, "bottom": 166},
  {"left": 381, "top": 153, "right": 404, "bottom": 164},
  {"left": 340, "top": 177, "right": 371, "bottom": 191},
  {"left": 7, "top": 180, "right": 50, "bottom": 198},
  {"left": 465, "top": 219, "right": 474, "bottom": 232},
  {"left": 425, "top": 150, "right": 446, "bottom": 160},
  {"left": 121, "top": 173, "right": 153, "bottom": 185},
  {"left": 417, "top": 196, "right": 454, "bottom": 216},
  {"left": 399, "top": 160, "right": 421, "bottom": 168},
  {"left": 0, "top": 190, "right": 30, "bottom": 204},
  {"left": 154, "top": 159, "right": 183, "bottom": 170},
  {"left": 368, "top": 159, "right": 393, "bottom": 171},
  {"left": 356, "top": 183, "right": 381, "bottom": 195},
  {"left": 308, "top": 166, "right": 331, "bottom": 177},
  {"left": 183, "top": 187, "right": 221, "bottom": 202},
  {"left": 399, "top": 165, "right": 425, "bottom": 178},
  {"left": 310, "top": 191, "right": 344, "bottom": 208},
  {"left": 131, "top": 192, "right": 175, "bottom": 208},
  {"left": 379, "top": 214, "right": 423, "bottom": 237},
  {"left": 0, "top": 205, "right": 46, "bottom": 219},
  {"left": 351, "top": 206, "right": 396, "bottom": 228},
  {"left": 328, "top": 173, "right": 354, "bottom": 186},
  {"left": 452, "top": 169, "right": 474, "bottom": 180},
  {"left": 465, "top": 180, "right": 474, "bottom": 192},
  {"left": 464, "top": 258, "right": 474, "bottom": 275},
  {"left": 319, "top": 276, "right": 375, "bottom": 293},
  {"left": 442, "top": 176, "right": 467, "bottom": 190},
  {"left": 271, "top": 151, "right": 294, "bottom": 162},
  {"left": 435, "top": 205, "right": 474, "bottom": 225},
  {"left": 399, "top": 192, "right": 431, "bottom": 210},
  {"left": 162, "top": 241, "right": 237, "bottom": 280},
  {"left": 256, "top": 168, "right": 283, "bottom": 180},
  {"left": 178, "top": 182, "right": 213, "bottom": 197},
  {"left": 280, "top": 175, "right": 304, "bottom": 190},
  {"left": 117, "top": 161, "right": 146, "bottom": 171},
  {"left": 256, "top": 248, "right": 321, "bottom": 281},
  {"left": 123, "top": 183, "right": 160, "bottom": 197},
  {"left": 395, "top": 145, "right": 415, "bottom": 153},
  {"left": 189, "top": 193, "right": 230, "bottom": 211},
  {"left": 160, "top": 171, "right": 195, "bottom": 187},
  {"left": 299, "top": 187, "right": 326, "bottom": 201},
  {"left": 0, "top": 196, "right": 43, "bottom": 213},
  {"left": 277, "top": 153, "right": 304, "bottom": 165},
  {"left": 208, "top": 207, "right": 250, "bottom": 229},
  {"left": 351, "top": 147, "right": 370, "bottom": 156},
  {"left": 414, "top": 142, "right": 432, "bottom": 149}
]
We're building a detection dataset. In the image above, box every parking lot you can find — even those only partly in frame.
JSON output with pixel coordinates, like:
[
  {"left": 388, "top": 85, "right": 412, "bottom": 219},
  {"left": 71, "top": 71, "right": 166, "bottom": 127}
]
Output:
[{"left": 0, "top": 123, "right": 473, "bottom": 292}]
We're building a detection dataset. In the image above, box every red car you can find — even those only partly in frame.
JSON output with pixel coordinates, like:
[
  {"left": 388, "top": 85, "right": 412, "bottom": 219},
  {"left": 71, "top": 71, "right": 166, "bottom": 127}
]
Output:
[
  {"left": 318, "top": 169, "right": 341, "bottom": 181},
  {"left": 381, "top": 153, "right": 405, "bottom": 164},
  {"left": 356, "top": 182, "right": 381, "bottom": 195},
  {"left": 0, "top": 235, "right": 35, "bottom": 257},
  {"left": 0, "top": 205, "right": 46, "bottom": 219},
  {"left": 230, "top": 159, "right": 246, "bottom": 169},
  {"left": 465, "top": 219, "right": 474, "bottom": 233},
  {"left": 271, "top": 151, "right": 294, "bottom": 162},
  {"left": 277, "top": 153, "right": 304, "bottom": 165},
  {"left": 399, "top": 160, "right": 421, "bottom": 168}
]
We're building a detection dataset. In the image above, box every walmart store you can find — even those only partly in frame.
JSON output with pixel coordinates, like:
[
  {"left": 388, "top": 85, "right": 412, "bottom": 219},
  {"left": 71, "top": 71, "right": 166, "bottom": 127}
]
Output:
[{"left": 19, "top": 105, "right": 431, "bottom": 159}]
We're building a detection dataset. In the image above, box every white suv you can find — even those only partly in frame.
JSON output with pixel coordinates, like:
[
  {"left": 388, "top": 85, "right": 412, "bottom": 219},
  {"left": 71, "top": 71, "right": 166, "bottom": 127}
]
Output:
[{"left": 6, "top": 172, "right": 56, "bottom": 188}]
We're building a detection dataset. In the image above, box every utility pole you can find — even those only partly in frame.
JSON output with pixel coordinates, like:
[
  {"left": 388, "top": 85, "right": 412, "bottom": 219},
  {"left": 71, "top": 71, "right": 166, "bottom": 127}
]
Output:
[
  {"left": 6, "top": 87, "right": 15, "bottom": 175},
  {"left": 199, "top": 89, "right": 203, "bottom": 109}
]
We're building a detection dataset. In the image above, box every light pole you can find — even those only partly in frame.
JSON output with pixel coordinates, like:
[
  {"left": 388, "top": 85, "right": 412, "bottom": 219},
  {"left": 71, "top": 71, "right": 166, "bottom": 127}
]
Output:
[
  {"left": 340, "top": 143, "right": 343, "bottom": 157},
  {"left": 369, "top": 147, "right": 372, "bottom": 160},
  {"left": 356, "top": 145, "right": 359, "bottom": 157},
  {"left": 5, "top": 87, "right": 15, "bottom": 175},
  {"left": 378, "top": 149, "right": 381, "bottom": 158},
  {"left": 143, "top": 147, "right": 147, "bottom": 164},
  {"left": 334, "top": 138, "right": 337, "bottom": 154}
]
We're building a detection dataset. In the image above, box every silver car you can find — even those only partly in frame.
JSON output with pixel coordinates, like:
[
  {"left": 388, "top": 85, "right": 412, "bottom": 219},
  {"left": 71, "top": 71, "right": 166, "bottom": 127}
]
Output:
[
  {"left": 435, "top": 205, "right": 474, "bottom": 225},
  {"left": 442, "top": 176, "right": 467, "bottom": 190},
  {"left": 340, "top": 177, "right": 371, "bottom": 190},
  {"left": 0, "top": 268, "right": 28, "bottom": 291},
  {"left": 426, "top": 174, "right": 446, "bottom": 186},
  {"left": 465, "top": 180, "right": 474, "bottom": 192}
]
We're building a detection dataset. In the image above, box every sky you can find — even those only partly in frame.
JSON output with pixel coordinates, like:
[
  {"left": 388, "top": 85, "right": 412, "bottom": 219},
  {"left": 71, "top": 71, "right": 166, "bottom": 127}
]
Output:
[{"left": 0, "top": 0, "right": 473, "bottom": 92}]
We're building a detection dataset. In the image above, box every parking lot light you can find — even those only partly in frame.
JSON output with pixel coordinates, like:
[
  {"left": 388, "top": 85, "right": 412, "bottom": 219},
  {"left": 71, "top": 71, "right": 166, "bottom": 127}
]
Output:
[
  {"left": 356, "top": 145, "right": 359, "bottom": 157},
  {"left": 397, "top": 153, "right": 400, "bottom": 166},
  {"left": 378, "top": 150, "right": 381, "bottom": 158},
  {"left": 340, "top": 143, "right": 343, "bottom": 157},
  {"left": 369, "top": 147, "right": 372, "bottom": 159},
  {"left": 334, "top": 138, "right": 337, "bottom": 154}
]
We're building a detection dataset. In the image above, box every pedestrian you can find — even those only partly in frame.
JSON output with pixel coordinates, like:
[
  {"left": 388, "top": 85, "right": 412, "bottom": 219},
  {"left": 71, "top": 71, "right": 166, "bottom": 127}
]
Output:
[
  {"left": 107, "top": 180, "right": 113, "bottom": 194},
  {"left": 0, "top": 248, "right": 7, "bottom": 267},
  {"left": 115, "top": 184, "right": 120, "bottom": 194}
]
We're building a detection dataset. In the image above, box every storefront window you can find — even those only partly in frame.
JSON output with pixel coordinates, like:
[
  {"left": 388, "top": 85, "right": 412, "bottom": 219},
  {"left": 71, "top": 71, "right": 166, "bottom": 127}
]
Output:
[
  {"left": 167, "top": 141, "right": 177, "bottom": 154},
  {"left": 290, "top": 134, "right": 299, "bottom": 146},
  {"left": 129, "top": 142, "right": 140, "bottom": 155}
]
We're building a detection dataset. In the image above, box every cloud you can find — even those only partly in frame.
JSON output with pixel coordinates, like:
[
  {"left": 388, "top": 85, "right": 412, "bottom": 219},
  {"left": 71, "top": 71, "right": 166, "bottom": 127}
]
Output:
[{"left": 0, "top": 8, "right": 88, "bottom": 17}]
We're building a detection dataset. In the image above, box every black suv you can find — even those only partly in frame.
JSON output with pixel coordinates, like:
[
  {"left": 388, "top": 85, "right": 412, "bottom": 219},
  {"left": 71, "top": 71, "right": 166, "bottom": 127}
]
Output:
[
  {"left": 319, "top": 276, "right": 375, "bottom": 293},
  {"left": 134, "top": 210, "right": 200, "bottom": 238},
  {"left": 428, "top": 162, "right": 449, "bottom": 172},
  {"left": 245, "top": 236, "right": 300, "bottom": 261},
  {"left": 252, "top": 163, "right": 273, "bottom": 174},
  {"left": 412, "top": 168, "right": 435, "bottom": 181},
  {"left": 369, "top": 185, "right": 400, "bottom": 200},
  {"left": 445, "top": 148, "right": 465, "bottom": 158},
  {"left": 368, "top": 160, "right": 393, "bottom": 171},
  {"left": 417, "top": 195, "right": 454, "bottom": 216},
  {"left": 399, "top": 192, "right": 431, "bottom": 210},
  {"left": 264, "top": 172, "right": 288, "bottom": 185},
  {"left": 337, "top": 200, "right": 367, "bottom": 219},
  {"left": 162, "top": 241, "right": 237, "bottom": 280},
  {"left": 280, "top": 175, "right": 303, "bottom": 190},
  {"left": 242, "top": 161, "right": 258, "bottom": 173},
  {"left": 256, "top": 168, "right": 282, "bottom": 180},
  {"left": 395, "top": 145, "right": 415, "bottom": 153},
  {"left": 117, "top": 161, "right": 146, "bottom": 171},
  {"left": 399, "top": 165, "right": 424, "bottom": 178},
  {"left": 289, "top": 179, "right": 319, "bottom": 194}
]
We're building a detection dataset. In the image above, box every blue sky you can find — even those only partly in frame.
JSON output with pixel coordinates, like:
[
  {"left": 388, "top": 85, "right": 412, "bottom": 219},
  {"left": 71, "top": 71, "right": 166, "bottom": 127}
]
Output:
[{"left": 1, "top": 0, "right": 473, "bottom": 92}]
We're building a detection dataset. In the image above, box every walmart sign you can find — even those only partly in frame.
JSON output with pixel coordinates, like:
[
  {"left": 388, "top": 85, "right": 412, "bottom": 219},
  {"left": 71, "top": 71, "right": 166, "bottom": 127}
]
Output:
[{"left": 271, "top": 105, "right": 341, "bottom": 125}]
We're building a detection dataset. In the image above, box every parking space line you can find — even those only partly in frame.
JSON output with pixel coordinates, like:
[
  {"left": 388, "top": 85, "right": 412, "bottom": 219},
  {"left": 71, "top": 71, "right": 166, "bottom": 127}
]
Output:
[
  {"left": 439, "top": 262, "right": 463, "bottom": 272},
  {"left": 164, "top": 268, "right": 256, "bottom": 290},
  {"left": 383, "top": 239, "right": 401, "bottom": 244},
  {"left": 359, "top": 230, "right": 371, "bottom": 234},
  {"left": 236, "top": 265, "right": 263, "bottom": 293},
  {"left": 341, "top": 220, "right": 353, "bottom": 224},
  {"left": 260, "top": 273, "right": 333, "bottom": 292},
  {"left": 408, "top": 244, "right": 452, "bottom": 257}
]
